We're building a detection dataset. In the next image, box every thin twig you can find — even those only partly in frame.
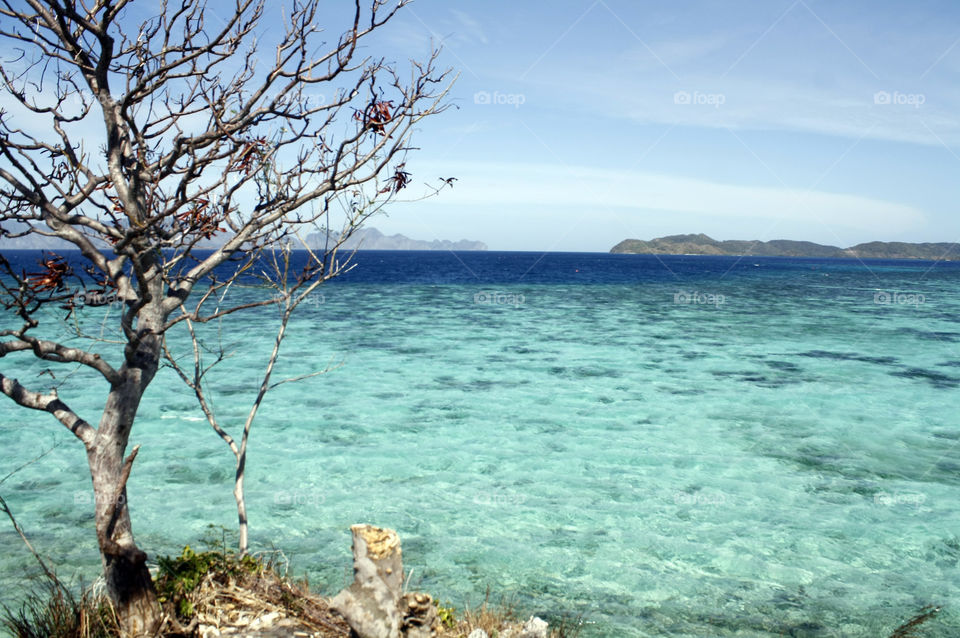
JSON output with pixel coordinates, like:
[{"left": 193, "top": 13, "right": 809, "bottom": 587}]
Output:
[{"left": 0, "top": 442, "right": 63, "bottom": 584}]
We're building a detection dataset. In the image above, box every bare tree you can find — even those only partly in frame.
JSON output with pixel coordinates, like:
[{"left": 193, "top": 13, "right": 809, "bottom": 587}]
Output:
[
  {"left": 162, "top": 241, "right": 343, "bottom": 558},
  {"left": 0, "top": 0, "right": 453, "bottom": 633}
]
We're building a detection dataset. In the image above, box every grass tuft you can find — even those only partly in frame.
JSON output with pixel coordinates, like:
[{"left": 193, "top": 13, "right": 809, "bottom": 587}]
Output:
[
  {"left": 433, "top": 588, "right": 583, "bottom": 638},
  {"left": 0, "top": 575, "right": 119, "bottom": 638}
]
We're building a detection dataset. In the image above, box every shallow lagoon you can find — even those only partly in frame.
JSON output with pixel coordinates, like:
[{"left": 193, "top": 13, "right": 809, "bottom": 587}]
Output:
[{"left": 1, "top": 252, "right": 958, "bottom": 636}]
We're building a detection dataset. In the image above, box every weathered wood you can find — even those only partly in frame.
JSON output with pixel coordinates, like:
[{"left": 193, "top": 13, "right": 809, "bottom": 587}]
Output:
[
  {"left": 401, "top": 591, "right": 440, "bottom": 638},
  {"left": 331, "top": 525, "right": 440, "bottom": 638},
  {"left": 331, "top": 525, "right": 404, "bottom": 638},
  {"left": 89, "top": 365, "right": 164, "bottom": 637}
]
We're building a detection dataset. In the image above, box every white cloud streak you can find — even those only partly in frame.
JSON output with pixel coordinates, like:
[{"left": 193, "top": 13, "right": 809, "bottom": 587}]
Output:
[{"left": 419, "top": 161, "right": 925, "bottom": 235}]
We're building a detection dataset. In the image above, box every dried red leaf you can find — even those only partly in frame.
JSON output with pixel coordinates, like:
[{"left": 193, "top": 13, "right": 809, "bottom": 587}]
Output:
[
  {"left": 379, "top": 164, "right": 411, "bottom": 194},
  {"left": 354, "top": 100, "right": 395, "bottom": 135},
  {"left": 175, "top": 199, "right": 224, "bottom": 239},
  {"left": 229, "top": 137, "right": 268, "bottom": 175},
  {"left": 25, "top": 253, "right": 71, "bottom": 292}
]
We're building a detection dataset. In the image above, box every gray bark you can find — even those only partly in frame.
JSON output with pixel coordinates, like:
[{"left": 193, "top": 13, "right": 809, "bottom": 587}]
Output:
[
  {"left": 331, "top": 524, "right": 440, "bottom": 638},
  {"left": 88, "top": 316, "right": 164, "bottom": 635}
]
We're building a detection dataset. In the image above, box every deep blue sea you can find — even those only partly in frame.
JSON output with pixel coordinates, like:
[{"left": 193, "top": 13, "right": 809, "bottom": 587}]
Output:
[{"left": 1, "top": 250, "right": 959, "bottom": 637}]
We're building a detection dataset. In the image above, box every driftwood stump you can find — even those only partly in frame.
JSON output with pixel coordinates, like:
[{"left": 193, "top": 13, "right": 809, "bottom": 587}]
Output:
[{"left": 331, "top": 524, "right": 440, "bottom": 638}]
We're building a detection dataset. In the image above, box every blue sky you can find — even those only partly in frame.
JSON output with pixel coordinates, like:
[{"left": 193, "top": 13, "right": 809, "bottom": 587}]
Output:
[{"left": 362, "top": 0, "right": 960, "bottom": 251}]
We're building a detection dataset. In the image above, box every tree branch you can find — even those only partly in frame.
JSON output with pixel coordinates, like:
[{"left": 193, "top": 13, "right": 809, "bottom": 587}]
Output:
[
  {"left": 0, "top": 373, "right": 96, "bottom": 446},
  {"left": 96, "top": 444, "right": 146, "bottom": 564},
  {"left": 1, "top": 338, "right": 120, "bottom": 386}
]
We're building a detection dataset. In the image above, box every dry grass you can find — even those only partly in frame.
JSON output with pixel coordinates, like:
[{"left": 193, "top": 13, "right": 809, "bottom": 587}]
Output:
[
  {"left": 155, "top": 548, "right": 349, "bottom": 637},
  {"left": 437, "top": 596, "right": 516, "bottom": 638},
  {"left": 0, "top": 575, "right": 121, "bottom": 638},
  {"left": 433, "top": 590, "right": 582, "bottom": 638},
  {"left": 1, "top": 554, "right": 570, "bottom": 638}
]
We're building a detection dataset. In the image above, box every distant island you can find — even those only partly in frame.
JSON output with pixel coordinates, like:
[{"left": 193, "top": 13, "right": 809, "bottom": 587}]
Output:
[
  {"left": 0, "top": 226, "right": 487, "bottom": 252},
  {"left": 307, "top": 227, "right": 487, "bottom": 251},
  {"left": 610, "top": 234, "right": 960, "bottom": 261}
]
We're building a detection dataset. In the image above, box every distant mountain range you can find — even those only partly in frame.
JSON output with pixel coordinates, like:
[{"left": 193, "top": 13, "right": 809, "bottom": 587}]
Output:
[
  {"left": 610, "top": 234, "right": 960, "bottom": 261},
  {"left": 307, "top": 227, "right": 487, "bottom": 251},
  {"left": 0, "top": 226, "right": 487, "bottom": 252}
]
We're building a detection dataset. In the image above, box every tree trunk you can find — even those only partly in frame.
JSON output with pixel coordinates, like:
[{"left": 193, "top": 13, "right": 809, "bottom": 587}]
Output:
[
  {"left": 89, "top": 446, "right": 161, "bottom": 636},
  {"left": 331, "top": 525, "right": 440, "bottom": 638},
  {"left": 101, "top": 533, "right": 160, "bottom": 637},
  {"left": 87, "top": 363, "right": 162, "bottom": 636},
  {"left": 234, "top": 459, "right": 249, "bottom": 555}
]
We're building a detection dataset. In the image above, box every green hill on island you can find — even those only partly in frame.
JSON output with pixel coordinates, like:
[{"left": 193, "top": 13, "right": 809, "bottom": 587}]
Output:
[{"left": 610, "top": 234, "right": 960, "bottom": 260}]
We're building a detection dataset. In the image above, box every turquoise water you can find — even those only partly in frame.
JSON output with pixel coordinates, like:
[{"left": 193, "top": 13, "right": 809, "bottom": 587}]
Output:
[{"left": 1, "top": 252, "right": 959, "bottom": 636}]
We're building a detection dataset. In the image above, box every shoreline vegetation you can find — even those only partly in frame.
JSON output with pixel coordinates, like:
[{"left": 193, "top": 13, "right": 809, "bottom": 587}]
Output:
[
  {"left": 1, "top": 524, "right": 576, "bottom": 638},
  {"left": 0, "top": 556, "right": 945, "bottom": 638},
  {"left": 0, "top": 528, "right": 945, "bottom": 638},
  {"left": 610, "top": 233, "right": 960, "bottom": 260}
]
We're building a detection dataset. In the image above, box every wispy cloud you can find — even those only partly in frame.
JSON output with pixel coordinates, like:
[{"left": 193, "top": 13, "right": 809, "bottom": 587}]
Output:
[
  {"left": 449, "top": 9, "right": 488, "bottom": 46},
  {"left": 530, "top": 66, "right": 958, "bottom": 147},
  {"left": 510, "top": 2, "right": 960, "bottom": 147},
  {"left": 419, "top": 161, "right": 926, "bottom": 236}
]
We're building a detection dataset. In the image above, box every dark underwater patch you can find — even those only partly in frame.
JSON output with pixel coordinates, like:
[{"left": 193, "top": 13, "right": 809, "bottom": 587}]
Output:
[
  {"left": 710, "top": 368, "right": 803, "bottom": 388},
  {"left": 504, "top": 345, "right": 537, "bottom": 354},
  {"left": 14, "top": 478, "right": 62, "bottom": 491},
  {"left": 936, "top": 460, "right": 960, "bottom": 473},
  {"left": 932, "top": 430, "right": 960, "bottom": 440},
  {"left": 895, "top": 327, "right": 960, "bottom": 342},
  {"left": 662, "top": 387, "right": 705, "bottom": 395},
  {"left": 797, "top": 350, "right": 898, "bottom": 366},
  {"left": 930, "top": 536, "right": 960, "bottom": 568},
  {"left": 765, "top": 359, "right": 803, "bottom": 372},
  {"left": 374, "top": 391, "right": 406, "bottom": 400},
  {"left": 545, "top": 365, "right": 620, "bottom": 379},
  {"left": 710, "top": 370, "right": 741, "bottom": 378},
  {"left": 686, "top": 609, "right": 828, "bottom": 638},
  {"left": 574, "top": 366, "right": 621, "bottom": 378},
  {"left": 889, "top": 367, "right": 960, "bottom": 389},
  {"left": 394, "top": 345, "right": 431, "bottom": 355},
  {"left": 806, "top": 480, "right": 881, "bottom": 498}
]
